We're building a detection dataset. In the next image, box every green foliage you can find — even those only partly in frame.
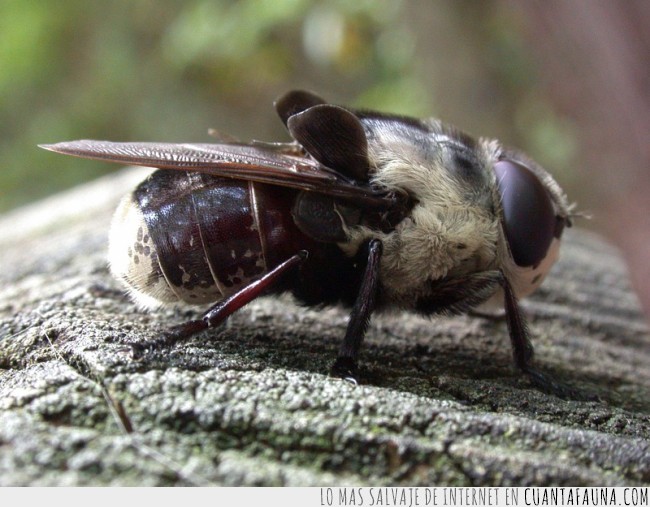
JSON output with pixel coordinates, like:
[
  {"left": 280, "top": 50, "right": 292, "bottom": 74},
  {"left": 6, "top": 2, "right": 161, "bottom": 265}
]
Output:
[{"left": 0, "top": 0, "right": 577, "bottom": 212}]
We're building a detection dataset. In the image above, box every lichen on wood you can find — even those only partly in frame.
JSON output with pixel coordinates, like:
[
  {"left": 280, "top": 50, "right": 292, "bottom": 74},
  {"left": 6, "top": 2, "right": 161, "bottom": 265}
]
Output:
[{"left": 0, "top": 168, "right": 649, "bottom": 486}]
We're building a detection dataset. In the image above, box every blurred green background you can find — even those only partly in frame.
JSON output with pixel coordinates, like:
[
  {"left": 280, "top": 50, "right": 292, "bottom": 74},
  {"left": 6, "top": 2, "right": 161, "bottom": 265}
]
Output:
[
  {"left": 5, "top": 0, "right": 650, "bottom": 317},
  {"left": 0, "top": 0, "right": 578, "bottom": 214}
]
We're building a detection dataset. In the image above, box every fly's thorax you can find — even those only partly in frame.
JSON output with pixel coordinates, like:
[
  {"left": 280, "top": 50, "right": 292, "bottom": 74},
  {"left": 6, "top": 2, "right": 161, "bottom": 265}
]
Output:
[
  {"left": 348, "top": 122, "right": 492, "bottom": 307},
  {"left": 343, "top": 205, "right": 499, "bottom": 306},
  {"left": 340, "top": 133, "right": 500, "bottom": 307}
]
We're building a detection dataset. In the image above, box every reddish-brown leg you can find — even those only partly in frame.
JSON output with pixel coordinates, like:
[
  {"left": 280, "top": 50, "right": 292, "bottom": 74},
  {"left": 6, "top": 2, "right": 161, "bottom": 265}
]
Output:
[{"left": 132, "top": 251, "right": 307, "bottom": 357}]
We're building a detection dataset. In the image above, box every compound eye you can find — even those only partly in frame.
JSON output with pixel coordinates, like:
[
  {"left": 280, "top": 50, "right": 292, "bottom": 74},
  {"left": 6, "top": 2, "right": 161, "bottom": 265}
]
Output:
[{"left": 494, "top": 160, "right": 556, "bottom": 267}]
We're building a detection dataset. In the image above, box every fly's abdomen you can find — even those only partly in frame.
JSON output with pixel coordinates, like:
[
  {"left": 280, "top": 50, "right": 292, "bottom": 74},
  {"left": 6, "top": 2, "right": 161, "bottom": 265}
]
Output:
[{"left": 109, "top": 170, "right": 302, "bottom": 308}]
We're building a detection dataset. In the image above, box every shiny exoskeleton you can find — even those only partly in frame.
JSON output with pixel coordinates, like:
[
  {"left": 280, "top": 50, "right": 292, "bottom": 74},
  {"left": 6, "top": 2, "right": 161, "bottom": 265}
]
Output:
[
  {"left": 111, "top": 171, "right": 380, "bottom": 310},
  {"left": 41, "top": 90, "right": 580, "bottom": 397}
]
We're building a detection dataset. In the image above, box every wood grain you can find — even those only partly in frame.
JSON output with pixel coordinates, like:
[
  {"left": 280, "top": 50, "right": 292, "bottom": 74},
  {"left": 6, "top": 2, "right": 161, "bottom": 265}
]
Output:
[{"left": 0, "top": 168, "right": 648, "bottom": 485}]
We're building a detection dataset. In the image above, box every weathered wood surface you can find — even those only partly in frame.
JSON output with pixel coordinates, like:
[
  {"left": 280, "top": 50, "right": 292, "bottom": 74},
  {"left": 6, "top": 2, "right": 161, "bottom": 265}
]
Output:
[{"left": 1, "top": 167, "right": 649, "bottom": 486}]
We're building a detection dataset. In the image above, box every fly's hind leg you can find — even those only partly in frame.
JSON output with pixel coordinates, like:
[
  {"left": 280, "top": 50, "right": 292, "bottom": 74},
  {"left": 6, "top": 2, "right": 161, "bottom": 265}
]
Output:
[{"left": 131, "top": 251, "right": 308, "bottom": 358}]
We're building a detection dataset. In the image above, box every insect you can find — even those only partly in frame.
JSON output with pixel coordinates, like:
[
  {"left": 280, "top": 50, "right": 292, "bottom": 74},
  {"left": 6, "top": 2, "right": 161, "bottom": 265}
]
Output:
[{"left": 40, "top": 90, "right": 575, "bottom": 396}]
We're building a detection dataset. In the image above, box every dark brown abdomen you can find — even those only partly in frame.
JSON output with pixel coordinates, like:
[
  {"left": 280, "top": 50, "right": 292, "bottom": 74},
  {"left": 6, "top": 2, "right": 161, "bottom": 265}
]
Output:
[{"left": 135, "top": 170, "right": 307, "bottom": 304}]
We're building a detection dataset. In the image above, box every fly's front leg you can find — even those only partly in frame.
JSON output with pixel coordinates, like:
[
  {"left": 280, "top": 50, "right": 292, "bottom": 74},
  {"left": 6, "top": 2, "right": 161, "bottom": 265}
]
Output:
[
  {"left": 331, "top": 239, "right": 383, "bottom": 383},
  {"left": 132, "top": 251, "right": 308, "bottom": 358},
  {"left": 501, "top": 275, "right": 595, "bottom": 400}
]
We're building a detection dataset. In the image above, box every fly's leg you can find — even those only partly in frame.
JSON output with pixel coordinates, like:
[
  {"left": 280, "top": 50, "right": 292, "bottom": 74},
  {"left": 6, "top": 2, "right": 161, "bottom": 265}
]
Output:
[
  {"left": 331, "top": 239, "right": 383, "bottom": 383},
  {"left": 501, "top": 275, "right": 596, "bottom": 400},
  {"left": 131, "top": 251, "right": 308, "bottom": 357}
]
